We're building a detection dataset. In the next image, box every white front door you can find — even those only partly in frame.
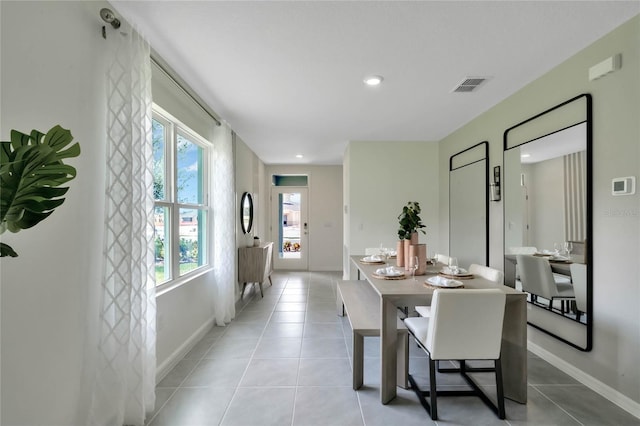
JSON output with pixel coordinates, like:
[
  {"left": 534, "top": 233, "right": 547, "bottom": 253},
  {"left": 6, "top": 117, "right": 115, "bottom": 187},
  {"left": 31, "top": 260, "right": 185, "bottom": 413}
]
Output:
[{"left": 271, "top": 187, "right": 308, "bottom": 270}]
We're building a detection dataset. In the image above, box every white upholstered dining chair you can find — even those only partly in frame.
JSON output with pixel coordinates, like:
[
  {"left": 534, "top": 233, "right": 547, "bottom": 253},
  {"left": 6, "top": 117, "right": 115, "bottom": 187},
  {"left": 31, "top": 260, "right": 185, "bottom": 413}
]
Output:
[
  {"left": 517, "top": 254, "right": 575, "bottom": 311},
  {"left": 404, "top": 289, "right": 507, "bottom": 420}
]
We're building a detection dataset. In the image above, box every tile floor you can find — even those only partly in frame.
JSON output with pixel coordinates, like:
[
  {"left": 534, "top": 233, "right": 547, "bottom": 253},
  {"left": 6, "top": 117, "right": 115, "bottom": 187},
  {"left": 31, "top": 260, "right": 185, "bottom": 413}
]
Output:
[{"left": 146, "top": 271, "right": 639, "bottom": 426}]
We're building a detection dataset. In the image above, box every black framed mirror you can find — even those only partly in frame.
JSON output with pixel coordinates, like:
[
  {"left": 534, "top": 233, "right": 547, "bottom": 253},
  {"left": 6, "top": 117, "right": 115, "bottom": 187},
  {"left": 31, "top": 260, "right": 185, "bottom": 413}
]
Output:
[
  {"left": 450, "top": 141, "right": 489, "bottom": 268},
  {"left": 240, "top": 192, "right": 253, "bottom": 234},
  {"left": 503, "top": 94, "right": 592, "bottom": 351}
]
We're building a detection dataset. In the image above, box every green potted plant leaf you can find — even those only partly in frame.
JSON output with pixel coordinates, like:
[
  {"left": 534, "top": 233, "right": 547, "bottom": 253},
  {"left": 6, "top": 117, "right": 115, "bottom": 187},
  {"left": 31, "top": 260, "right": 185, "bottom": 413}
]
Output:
[
  {"left": 397, "top": 201, "right": 426, "bottom": 240},
  {"left": 0, "top": 125, "right": 80, "bottom": 257}
]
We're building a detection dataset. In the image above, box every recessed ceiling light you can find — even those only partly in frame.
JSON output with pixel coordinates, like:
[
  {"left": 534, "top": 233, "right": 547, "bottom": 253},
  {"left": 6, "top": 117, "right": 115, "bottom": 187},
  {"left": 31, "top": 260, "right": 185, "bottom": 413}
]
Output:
[
  {"left": 521, "top": 153, "right": 530, "bottom": 158},
  {"left": 295, "top": 154, "right": 304, "bottom": 158},
  {"left": 363, "top": 75, "right": 383, "bottom": 86}
]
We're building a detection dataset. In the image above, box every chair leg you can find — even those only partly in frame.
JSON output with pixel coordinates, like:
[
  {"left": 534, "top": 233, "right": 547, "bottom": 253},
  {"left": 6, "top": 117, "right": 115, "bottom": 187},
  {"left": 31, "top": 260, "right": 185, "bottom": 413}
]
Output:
[
  {"left": 241, "top": 282, "right": 248, "bottom": 299},
  {"left": 258, "top": 282, "right": 264, "bottom": 298},
  {"left": 495, "top": 358, "right": 506, "bottom": 419},
  {"left": 429, "top": 357, "right": 438, "bottom": 420}
]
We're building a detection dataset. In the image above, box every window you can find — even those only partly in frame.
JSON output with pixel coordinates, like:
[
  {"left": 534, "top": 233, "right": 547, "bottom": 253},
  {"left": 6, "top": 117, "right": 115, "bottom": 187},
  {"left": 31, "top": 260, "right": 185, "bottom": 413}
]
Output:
[{"left": 153, "top": 107, "right": 210, "bottom": 286}]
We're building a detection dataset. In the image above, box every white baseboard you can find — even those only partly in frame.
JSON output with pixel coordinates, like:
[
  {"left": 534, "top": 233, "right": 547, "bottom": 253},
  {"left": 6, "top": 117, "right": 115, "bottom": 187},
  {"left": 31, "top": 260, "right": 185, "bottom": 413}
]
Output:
[
  {"left": 528, "top": 341, "right": 640, "bottom": 419},
  {"left": 156, "top": 316, "right": 215, "bottom": 384}
]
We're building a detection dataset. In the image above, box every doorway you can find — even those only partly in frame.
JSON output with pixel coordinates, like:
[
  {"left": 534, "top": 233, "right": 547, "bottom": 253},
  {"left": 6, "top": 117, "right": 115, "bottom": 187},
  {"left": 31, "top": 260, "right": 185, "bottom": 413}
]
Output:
[{"left": 271, "top": 186, "right": 308, "bottom": 270}]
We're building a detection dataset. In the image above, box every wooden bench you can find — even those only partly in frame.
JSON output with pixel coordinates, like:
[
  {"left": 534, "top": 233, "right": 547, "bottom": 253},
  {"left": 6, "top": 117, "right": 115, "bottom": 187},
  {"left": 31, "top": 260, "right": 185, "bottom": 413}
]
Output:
[{"left": 337, "top": 280, "right": 409, "bottom": 390}]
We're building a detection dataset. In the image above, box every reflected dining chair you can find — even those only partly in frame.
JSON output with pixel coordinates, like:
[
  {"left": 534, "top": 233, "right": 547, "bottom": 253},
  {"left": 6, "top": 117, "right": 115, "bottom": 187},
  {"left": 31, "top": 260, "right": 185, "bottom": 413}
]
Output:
[
  {"left": 469, "top": 264, "right": 504, "bottom": 284},
  {"left": 517, "top": 254, "right": 575, "bottom": 312},
  {"left": 404, "top": 289, "right": 507, "bottom": 420},
  {"left": 569, "top": 263, "right": 588, "bottom": 321},
  {"left": 568, "top": 240, "right": 586, "bottom": 264}
]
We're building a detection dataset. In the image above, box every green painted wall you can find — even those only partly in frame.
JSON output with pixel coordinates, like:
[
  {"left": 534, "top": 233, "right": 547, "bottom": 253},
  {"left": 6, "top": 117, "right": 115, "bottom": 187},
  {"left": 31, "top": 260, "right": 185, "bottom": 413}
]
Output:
[{"left": 439, "top": 14, "right": 640, "bottom": 404}]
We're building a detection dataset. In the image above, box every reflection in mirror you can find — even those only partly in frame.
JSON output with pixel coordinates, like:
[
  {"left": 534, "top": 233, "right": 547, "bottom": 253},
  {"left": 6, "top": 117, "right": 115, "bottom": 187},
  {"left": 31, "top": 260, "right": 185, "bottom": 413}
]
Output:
[
  {"left": 450, "top": 142, "right": 488, "bottom": 268},
  {"left": 241, "top": 192, "right": 253, "bottom": 234},
  {"left": 503, "top": 94, "right": 592, "bottom": 351}
]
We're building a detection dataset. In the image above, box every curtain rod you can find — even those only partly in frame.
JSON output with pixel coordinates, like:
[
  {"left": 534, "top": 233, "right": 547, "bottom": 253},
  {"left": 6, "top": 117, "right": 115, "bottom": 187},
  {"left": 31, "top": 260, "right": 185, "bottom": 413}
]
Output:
[{"left": 150, "top": 52, "right": 222, "bottom": 126}]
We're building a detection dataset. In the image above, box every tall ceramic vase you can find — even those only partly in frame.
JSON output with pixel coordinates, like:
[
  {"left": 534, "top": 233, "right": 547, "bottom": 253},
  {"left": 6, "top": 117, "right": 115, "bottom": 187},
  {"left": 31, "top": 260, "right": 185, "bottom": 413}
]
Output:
[
  {"left": 409, "top": 243, "right": 428, "bottom": 275},
  {"left": 396, "top": 240, "right": 404, "bottom": 267},
  {"left": 404, "top": 233, "right": 419, "bottom": 270}
]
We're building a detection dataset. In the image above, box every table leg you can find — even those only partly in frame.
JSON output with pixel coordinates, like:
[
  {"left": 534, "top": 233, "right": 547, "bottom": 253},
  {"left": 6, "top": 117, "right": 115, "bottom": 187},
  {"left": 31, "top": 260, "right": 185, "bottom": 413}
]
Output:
[
  {"left": 502, "top": 295, "right": 528, "bottom": 403},
  {"left": 380, "top": 298, "right": 398, "bottom": 404}
]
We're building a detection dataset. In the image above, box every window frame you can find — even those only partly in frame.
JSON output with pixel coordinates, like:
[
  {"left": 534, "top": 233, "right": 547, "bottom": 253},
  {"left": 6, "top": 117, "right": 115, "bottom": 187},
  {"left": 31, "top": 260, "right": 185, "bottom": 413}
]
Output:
[{"left": 152, "top": 104, "right": 212, "bottom": 290}]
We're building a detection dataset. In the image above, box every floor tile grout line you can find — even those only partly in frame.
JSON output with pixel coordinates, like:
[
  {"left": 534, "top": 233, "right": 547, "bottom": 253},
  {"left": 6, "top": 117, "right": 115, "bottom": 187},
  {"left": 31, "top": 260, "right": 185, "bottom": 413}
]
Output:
[
  {"left": 145, "top": 386, "right": 180, "bottom": 426},
  {"left": 292, "top": 273, "right": 315, "bottom": 426},
  {"left": 149, "top": 306, "right": 238, "bottom": 424},
  {"left": 218, "top": 274, "right": 290, "bottom": 426},
  {"left": 530, "top": 384, "right": 585, "bottom": 425}
]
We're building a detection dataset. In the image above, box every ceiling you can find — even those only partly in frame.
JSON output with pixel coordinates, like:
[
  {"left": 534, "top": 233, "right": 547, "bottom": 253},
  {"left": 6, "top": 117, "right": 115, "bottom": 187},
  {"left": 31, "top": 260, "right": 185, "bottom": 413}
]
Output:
[{"left": 112, "top": 1, "right": 639, "bottom": 165}]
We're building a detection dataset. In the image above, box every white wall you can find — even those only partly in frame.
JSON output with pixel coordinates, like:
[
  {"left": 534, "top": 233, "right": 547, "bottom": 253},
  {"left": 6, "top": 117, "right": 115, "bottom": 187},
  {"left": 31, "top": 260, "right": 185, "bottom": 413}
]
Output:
[
  {"left": 1, "top": 3, "right": 222, "bottom": 423},
  {"left": 438, "top": 14, "right": 640, "bottom": 406},
  {"left": 264, "top": 165, "right": 343, "bottom": 271},
  {"left": 344, "top": 141, "right": 440, "bottom": 278},
  {"left": 1, "top": 2, "right": 107, "bottom": 424}
]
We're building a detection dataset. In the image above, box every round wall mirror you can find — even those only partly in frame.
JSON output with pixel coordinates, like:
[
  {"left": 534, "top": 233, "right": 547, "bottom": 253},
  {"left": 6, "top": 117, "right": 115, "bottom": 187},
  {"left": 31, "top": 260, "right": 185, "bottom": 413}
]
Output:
[{"left": 240, "top": 192, "right": 253, "bottom": 234}]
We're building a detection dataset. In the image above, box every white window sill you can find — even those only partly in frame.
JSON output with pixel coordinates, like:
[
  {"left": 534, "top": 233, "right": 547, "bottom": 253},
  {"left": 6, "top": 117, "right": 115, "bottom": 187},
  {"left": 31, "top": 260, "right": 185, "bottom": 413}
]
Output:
[{"left": 155, "top": 266, "right": 213, "bottom": 297}]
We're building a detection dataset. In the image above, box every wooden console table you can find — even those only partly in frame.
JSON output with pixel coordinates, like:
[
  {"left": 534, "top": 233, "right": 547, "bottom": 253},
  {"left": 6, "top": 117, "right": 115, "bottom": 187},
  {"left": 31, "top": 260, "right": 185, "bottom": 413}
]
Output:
[{"left": 238, "top": 242, "right": 274, "bottom": 298}]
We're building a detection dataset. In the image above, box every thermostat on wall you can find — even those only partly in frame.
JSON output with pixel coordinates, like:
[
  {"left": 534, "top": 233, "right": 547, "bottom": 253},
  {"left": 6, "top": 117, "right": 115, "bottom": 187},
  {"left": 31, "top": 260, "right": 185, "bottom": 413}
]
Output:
[{"left": 612, "top": 176, "right": 635, "bottom": 196}]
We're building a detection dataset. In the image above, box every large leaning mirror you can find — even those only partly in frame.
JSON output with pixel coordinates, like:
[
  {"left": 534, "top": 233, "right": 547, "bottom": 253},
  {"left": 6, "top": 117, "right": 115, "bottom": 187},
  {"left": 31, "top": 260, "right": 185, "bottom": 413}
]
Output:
[
  {"left": 450, "top": 141, "right": 489, "bottom": 268},
  {"left": 240, "top": 192, "right": 253, "bottom": 234},
  {"left": 503, "top": 94, "right": 592, "bottom": 351}
]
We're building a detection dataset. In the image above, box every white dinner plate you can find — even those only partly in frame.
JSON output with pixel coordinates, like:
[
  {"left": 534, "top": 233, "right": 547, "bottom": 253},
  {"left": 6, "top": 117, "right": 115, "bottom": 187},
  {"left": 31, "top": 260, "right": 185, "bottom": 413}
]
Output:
[{"left": 426, "top": 276, "right": 464, "bottom": 288}]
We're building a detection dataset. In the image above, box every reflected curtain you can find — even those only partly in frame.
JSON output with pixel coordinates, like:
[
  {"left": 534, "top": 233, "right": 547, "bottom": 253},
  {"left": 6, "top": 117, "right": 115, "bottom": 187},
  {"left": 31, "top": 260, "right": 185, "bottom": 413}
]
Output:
[
  {"left": 212, "top": 123, "right": 236, "bottom": 325},
  {"left": 563, "top": 151, "right": 586, "bottom": 242},
  {"left": 87, "top": 28, "right": 156, "bottom": 425}
]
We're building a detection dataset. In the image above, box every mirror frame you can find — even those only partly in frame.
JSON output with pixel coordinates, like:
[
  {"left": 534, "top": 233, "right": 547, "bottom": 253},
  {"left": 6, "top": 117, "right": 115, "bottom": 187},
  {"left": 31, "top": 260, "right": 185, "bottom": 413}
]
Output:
[
  {"left": 449, "top": 141, "right": 489, "bottom": 267},
  {"left": 503, "top": 93, "right": 592, "bottom": 351},
  {"left": 240, "top": 191, "right": 254, "bottom": 234}
]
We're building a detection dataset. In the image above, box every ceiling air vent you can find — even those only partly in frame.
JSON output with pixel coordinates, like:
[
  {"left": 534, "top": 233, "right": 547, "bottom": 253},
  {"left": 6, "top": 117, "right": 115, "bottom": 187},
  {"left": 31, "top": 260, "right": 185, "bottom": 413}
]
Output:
[{"left": 452, "top": 77, "right": 488, "bottom": 93}]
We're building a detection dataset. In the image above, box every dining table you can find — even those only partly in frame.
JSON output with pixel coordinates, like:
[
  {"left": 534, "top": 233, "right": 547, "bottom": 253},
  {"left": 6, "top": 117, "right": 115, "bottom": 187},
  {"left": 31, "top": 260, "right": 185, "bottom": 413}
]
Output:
[{"left": 350, "top": 255, "right": 528, "bottom": 405}]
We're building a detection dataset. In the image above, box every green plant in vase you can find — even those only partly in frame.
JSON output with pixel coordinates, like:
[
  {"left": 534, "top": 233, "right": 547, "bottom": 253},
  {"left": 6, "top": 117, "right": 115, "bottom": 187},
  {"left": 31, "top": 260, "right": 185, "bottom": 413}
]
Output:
[
  {"left": 397, "top": 201, "right": 426, "bottom": 240},
  {"left": 396, "top": 201, "right": 426, "bottom": 268}
]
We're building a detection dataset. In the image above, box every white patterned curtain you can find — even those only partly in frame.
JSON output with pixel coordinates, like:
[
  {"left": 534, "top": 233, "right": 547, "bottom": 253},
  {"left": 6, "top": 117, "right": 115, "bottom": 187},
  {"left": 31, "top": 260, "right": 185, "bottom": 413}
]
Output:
[
  {"left": 212, "top": 124, "right": 236, "bottom": 325},
  {"left": 563, "top": 151, "right": 586, "bottom": 242},
  {"left": 88, "top": 28, "right": 156, "bottom": 425}
]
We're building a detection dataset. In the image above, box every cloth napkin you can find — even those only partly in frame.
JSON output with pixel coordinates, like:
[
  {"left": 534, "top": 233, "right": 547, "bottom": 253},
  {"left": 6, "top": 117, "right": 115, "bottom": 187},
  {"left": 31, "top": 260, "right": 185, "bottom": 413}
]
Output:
[
  {"left": 427, "top": 276, "right": 463, "bottom": 287},
  {"left": 376, "top": 266, "right": 400, "bottom": 276},
  {"left": 366, "top": 255, "right": 383, "bottom": 261},
  {"left": 442, "top": 267, "right": 467, "bottom": 275}
]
